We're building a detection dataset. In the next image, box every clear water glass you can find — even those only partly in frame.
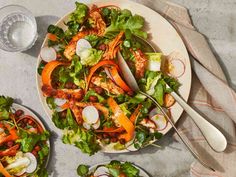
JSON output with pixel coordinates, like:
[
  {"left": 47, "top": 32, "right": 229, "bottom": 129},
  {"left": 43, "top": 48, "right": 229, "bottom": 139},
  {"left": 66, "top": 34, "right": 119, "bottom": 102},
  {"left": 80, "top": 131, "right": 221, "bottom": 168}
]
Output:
[{"left": 0, "top": 5, "right": 37, "bottom": 52}]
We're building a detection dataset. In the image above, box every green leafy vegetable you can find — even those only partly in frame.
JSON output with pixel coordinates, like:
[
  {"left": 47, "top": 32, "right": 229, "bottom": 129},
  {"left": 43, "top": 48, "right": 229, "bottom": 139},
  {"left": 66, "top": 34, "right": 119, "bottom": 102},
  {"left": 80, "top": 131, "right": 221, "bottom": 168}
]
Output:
[
  {"left": 52, "top": 109, "right": 78, "bottom": 130},
  {"left": 69, "top": 2, "right": 88, "bottom": 24},
  {"left": 153, "top": 81, "right": 165, "bottom": 106},
  {"left": 62, "top": 128, "right": 100, "bottom": 156},
  {"left": 0, "top": 96, "right": 13, "bottom": 120},
  {"left": 80, "top": 48, "right": 103, "bottom": 66},
  {"left": 18, "top": 130, "right": 50, "bottom": 152},
  {"left": 38, "top": 145, "right": 49, "bottom": 165},
  {"left": 84, "top": 35, "right": 100, "bottom": 47},
  {"left": 84, "top": 90, "right": 105, "bottom": 103},
  {"left": 105, "top": 9, "right": 147, "bottom": 39},
  {"left": 37, "top": 61, "right": 46, "bottom": 75},
  {"left": 146, "top": 53, "right": 162, "bottom": 62}
]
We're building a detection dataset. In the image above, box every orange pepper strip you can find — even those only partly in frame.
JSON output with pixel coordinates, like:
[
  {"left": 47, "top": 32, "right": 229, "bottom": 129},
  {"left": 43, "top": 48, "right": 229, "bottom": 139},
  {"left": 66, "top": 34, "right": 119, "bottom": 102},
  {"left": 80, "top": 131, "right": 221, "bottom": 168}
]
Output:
[
  {"left": 16, "top": 115, "right": 44, "bottom": 133},
  {"left": 0, "top": 162, "right": 13, "bottom": 177},
  {"left": 96, "top": 104, "right": 142, "bottom": 133},
  {"left": 0, "top": 144, "right": 20, "bottom": 157},
  {"left": 107, "top": 97, "right": 135, "bottom": 142},
  {"left": 41, "top": 60, "right": 69, "bottom": 87},
  {"left": 130, "top": 104, "right": 142, "bottom": 123},
  {"left": 108, "top": 66, "right": 133, "bottom": 93},
  {"left": 0, "top": 125, "right": 18, "bottom": 146},
  {"left": 47, "top": 33, "right": 57, "bottom": 41},
  {"left": 85, "top": 60, "right": 120, "bottom": 92}
]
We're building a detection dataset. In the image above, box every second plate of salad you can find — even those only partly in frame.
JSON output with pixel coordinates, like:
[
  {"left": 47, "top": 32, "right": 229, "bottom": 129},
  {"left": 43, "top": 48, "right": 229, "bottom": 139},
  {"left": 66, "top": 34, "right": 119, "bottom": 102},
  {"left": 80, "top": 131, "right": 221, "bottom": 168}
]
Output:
[{"left": 37, "top": 0, "right": 191, "bottom": 155}]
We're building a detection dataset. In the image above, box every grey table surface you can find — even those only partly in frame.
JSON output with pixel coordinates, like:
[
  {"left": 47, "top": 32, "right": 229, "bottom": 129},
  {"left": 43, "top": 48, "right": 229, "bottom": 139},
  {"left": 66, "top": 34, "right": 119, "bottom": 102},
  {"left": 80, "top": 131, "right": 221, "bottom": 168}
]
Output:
[{"left": 0, "top": 0, "right": 235, "bottom": 177}]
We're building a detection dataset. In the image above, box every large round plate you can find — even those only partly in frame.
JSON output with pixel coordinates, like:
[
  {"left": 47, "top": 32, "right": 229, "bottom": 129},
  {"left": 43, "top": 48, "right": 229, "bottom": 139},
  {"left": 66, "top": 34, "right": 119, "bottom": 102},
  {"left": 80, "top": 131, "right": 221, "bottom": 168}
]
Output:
[
  {"left": 12, "top": 103, "right": 50, "bottom": 167},
  {"left": 36, "top": 0, "right": 191, "bottom": 152},
  {"left": 88, "top": 161, "right": 150, "bottom": 177}
]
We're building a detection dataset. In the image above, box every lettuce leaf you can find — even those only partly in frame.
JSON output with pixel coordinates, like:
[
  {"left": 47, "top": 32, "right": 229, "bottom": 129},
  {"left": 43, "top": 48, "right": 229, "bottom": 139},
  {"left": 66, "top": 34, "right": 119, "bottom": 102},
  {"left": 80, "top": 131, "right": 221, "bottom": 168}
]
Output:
[
  {"left": 0, "top": 96, "right": 13, "bottom": 120},
  {"left": 105, "top": 9, "right": 147, "bottom": 39},
  {"left": 62, "top": 128, "right": 100, "bottom": 155},
  {"left": 80, "top": 48, "right": 103, "bottom": 66},
  {"left": 69, "top": 2, "right": 88, "bottom": 24}
]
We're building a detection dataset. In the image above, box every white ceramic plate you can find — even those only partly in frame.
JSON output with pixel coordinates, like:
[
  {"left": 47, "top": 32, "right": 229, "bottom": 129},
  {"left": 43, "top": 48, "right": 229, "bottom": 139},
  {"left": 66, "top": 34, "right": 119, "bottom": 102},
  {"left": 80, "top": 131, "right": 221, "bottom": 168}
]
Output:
[
  {"left": 12, "top": 103, "right": 50, "bottom": 166},
  {"left": 36, "top": 0, "right": 191, "bottom": 152},
  {"left": 88, "top": 161, "right": 149, "bottom": 177}
]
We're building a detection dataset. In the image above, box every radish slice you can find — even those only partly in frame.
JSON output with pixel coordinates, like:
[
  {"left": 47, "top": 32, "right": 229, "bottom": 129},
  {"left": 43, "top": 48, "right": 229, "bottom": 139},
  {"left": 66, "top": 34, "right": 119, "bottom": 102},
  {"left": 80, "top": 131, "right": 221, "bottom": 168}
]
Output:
[
  {"left": 151, "top": 114, "right": 168, "bottom": 131},
  {"left": 147, "top": 60, "right": 161, "bottom": 71},
  {"left": 0, "top": 128, "right": 4, "bottom": 134},
  {"left": 82, "top": 106, "right": 99, "bottom": 124},
  {"left": 76, "top": 39, "right": 92, "bottom": 56},
  {"left": 54, "top": 98, "right": 67, "bottom": 107},
  {"left": 40, "top": 47, "right": 57, "bottom": 62},
  {"left": 92, "top": 120, "right": 101, "bottom": 129},
  {"left": 83, "top": 121, "right": 91, "bottom": 130},
  {"left": 24, "top": 152, "right": 37, "bottom": 173},
  {"left": 6, "top": 157, "right": 30, "bottom": 170},
  {"left": 15, "top": 167, "right": 26, "bottom": 176},
  {"left": 149, "top": 107, "right": 170, "bottom": 119},
  {"left": 94, "top": 166, "right": 110, "bottom": 177},
  {"left": 168, "top": 58, "right": 185, "bottom": 78}
]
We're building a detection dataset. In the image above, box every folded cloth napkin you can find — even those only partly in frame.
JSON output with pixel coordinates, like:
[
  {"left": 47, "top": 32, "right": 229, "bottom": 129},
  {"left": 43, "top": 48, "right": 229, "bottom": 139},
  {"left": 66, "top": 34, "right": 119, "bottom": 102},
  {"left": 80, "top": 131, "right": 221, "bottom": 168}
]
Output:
[{"left": 133, "top": 0, "right": 236, "bottom": 176}]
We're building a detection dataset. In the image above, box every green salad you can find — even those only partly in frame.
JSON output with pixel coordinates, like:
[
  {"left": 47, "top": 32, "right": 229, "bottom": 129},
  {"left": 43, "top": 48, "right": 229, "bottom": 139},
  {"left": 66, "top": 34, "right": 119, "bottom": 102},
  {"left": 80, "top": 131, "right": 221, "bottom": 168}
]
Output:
[
  {"left": 0, "top": 96, "right": 50, "bottom": 177},
  {"left": 77, "top": 160, "right": 142, "bottom": 177},
  {"left": 38, "top": 2, "right": 180, "bottom": 156}
]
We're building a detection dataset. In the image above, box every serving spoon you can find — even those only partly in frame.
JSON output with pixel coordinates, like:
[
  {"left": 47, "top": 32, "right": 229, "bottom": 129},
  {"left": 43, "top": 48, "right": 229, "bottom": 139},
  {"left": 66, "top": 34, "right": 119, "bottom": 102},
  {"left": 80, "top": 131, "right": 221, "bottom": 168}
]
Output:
[{"left": 117, "top": 38, "right": 227, "bottom": 170}]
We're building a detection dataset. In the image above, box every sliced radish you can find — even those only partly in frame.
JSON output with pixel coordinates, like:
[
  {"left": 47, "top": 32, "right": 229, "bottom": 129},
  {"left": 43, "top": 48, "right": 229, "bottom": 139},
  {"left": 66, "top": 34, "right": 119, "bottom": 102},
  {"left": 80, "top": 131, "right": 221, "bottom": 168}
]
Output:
[
  {"left": 0, "top": 128, "right": 4, "bottom": 134},
  {"left": 15, "top": 167, "right": 26, "bottom": 176},
  {"left": 83, "top": 121, "right": 91, "bottom": 130},
  {"left": 147, "top": 60, "right": 161, "bottom": 71},
  {"left": 149, "top": 107, "right": 169, "bottom": 119},
  {"left": 82, "top": 106, "right": 99, "bottom": 124},
  {"left": 92, "top": 119, "right": 101, "bottom": 129},
  {"left": 76, "top": 39, "right": 92, "bottom": 56},
  {"left": 6, "top": 157, "right": 30, "bottom": 170},
  {"left": 24, "top": 152, "right": 37, "bottom": 173},
  {"left": 94, "top": 166, "right": 110, "bottom": 177},
  {"left": 151, "top": 114, "right": 168, "bottom": 131},
  {"left": 40, "top": 47, "right": 57, "bottom": 62},
  {"left": 168, "top": 58, "right": 185, "bottom": 78},
  {"left": 54, "top": 98, "right": 67, "bottom": 107}
]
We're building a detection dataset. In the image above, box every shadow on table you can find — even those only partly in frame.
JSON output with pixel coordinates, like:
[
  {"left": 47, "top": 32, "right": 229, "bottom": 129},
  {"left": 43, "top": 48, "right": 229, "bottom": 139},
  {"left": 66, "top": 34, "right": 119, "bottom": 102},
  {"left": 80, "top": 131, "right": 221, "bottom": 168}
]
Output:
[{"left": 23, "top": 15, "right": 60, "bottom": 58}]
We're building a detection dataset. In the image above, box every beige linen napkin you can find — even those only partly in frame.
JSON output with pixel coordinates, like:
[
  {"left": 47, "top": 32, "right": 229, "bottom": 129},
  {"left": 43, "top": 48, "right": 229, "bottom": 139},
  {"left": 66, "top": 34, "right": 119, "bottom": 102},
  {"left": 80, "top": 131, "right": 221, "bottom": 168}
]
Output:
[{"left": 134, "top": 0, "right": 236, "bottom": 176}]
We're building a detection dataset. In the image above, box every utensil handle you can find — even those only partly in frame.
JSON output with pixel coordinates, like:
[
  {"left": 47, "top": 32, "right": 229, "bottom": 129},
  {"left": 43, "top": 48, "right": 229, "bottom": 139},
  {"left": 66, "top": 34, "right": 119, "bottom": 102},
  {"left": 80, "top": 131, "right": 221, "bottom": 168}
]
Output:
[
  {"left": 139, "top": 91, "right": 215, "bottom": 171},
  {"left": 170, "top": 91, "right": 227, "bottom": 152}
]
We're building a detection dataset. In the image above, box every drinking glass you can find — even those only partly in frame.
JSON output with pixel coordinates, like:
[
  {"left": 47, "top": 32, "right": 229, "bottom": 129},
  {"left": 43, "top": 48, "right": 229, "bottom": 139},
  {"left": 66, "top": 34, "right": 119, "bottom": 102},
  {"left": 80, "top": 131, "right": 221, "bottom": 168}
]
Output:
[{"left": 0, "top": 5, "right": 37, "bottom": 52}]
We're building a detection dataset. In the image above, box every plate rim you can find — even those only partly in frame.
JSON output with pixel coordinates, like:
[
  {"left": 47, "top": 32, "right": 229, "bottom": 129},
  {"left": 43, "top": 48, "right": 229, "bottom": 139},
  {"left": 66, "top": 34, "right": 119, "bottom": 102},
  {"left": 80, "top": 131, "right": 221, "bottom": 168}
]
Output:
[{"left": 36, "top": 0, "right": 192, "bottom": 153}]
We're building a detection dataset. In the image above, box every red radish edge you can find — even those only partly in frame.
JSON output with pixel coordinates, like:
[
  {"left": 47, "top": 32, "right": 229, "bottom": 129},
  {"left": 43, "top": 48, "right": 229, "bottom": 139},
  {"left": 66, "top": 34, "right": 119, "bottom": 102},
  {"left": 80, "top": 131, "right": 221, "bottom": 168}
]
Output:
[
  {"left": 40, "top": 47, "right": 57, "bottom": 62},
  {"left": 151, "top": 114, "right": 168, "bottom": 131},
  {"left": 168, "top": 58, "right": 186, "bottom": 78}
]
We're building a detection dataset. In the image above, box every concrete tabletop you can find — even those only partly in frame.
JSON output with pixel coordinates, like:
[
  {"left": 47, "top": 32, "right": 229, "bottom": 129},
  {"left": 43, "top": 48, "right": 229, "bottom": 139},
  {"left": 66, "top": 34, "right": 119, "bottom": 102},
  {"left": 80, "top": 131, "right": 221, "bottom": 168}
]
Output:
[{"left": 0, "top": 0, "right": 235, "bottom": 176}]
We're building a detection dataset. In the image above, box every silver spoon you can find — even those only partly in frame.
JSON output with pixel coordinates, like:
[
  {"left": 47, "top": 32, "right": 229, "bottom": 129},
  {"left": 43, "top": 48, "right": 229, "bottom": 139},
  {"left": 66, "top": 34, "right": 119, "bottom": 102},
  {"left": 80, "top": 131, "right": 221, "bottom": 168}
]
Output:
[
  {"left": 132, "top": 36, "right": 227, "bottom": 153},
  {"left": 117, "top": 42, "right": 225, "bottom": 171}
]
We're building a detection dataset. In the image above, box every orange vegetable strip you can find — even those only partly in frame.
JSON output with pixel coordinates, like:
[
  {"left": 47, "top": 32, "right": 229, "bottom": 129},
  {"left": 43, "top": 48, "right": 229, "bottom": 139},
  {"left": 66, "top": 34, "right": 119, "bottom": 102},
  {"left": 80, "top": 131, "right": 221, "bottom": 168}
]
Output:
[
  {"left": 95, "top": 127, "right": 124, "bottom": 133},
  {"left": 107, "top": 97, "right": 135, "bottom": 141},
  {"left": 108, "top": 66, "right": 133, "bottom": 93},
  {"left": 41, "top": 60, "right": 68, "bottom": 87},
  {"left": 85, "top": 60, "right": 119, "bottom": 92},
  {"left": 0, "top": 162, "right": 13, "bottom": 177},
  {"left": 0, "top": 125, "right": 18, "bottom": 145},
  {"left": 130, "top": 104, "right": 142, "bottom": 123},
  {"left": 47, "top": 33, "right": 57, "bottom": 41}
]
